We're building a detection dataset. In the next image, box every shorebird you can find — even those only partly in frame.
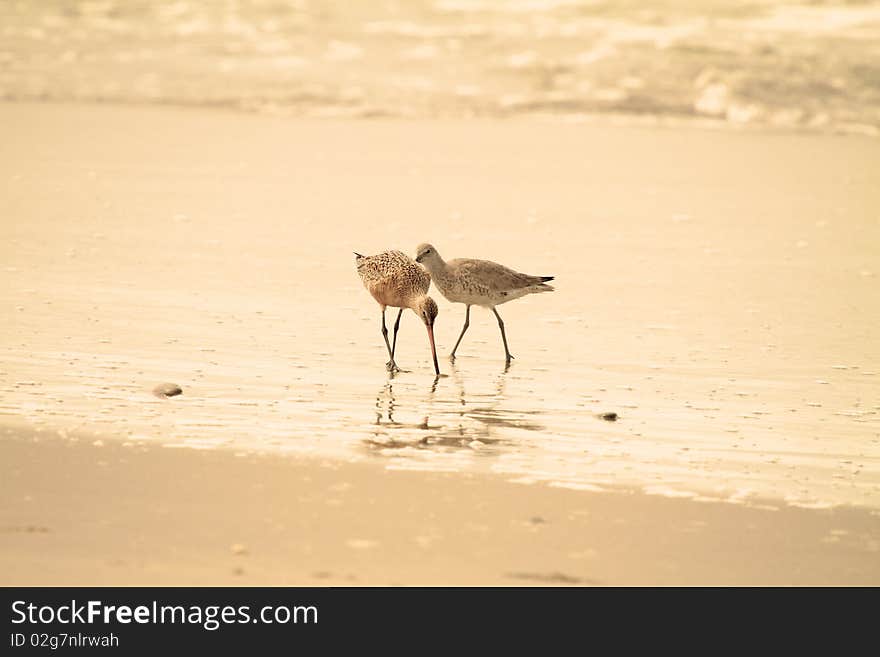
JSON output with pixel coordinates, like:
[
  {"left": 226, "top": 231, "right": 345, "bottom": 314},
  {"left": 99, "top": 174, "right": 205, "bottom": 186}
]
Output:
[
  {"left": 414, "top": 243, "right": 554, "bottom": 364},
  {"left": 355, "top": 250, "right": 440, "bottom": 375}
]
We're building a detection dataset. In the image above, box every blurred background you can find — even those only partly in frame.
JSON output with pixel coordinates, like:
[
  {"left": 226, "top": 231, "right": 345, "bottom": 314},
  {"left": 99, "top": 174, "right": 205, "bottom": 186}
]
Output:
[{"left": 2, "top": 0, "right": 878, "bottom": 135}]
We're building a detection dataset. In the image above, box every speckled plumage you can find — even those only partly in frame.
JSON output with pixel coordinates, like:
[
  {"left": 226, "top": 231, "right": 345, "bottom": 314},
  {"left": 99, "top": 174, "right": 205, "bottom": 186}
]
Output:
[
  {"left": 414, "top": 245, "right": 554, "bottom": 307},
  {"left": 354, "top": 249, "right": 440, "bottom": 375},
  {"left": 355, "top": 250, "right": 430, "bottom": 309},
  {"left": 414, "top": 243, "right": 554, "bottom": 363}
]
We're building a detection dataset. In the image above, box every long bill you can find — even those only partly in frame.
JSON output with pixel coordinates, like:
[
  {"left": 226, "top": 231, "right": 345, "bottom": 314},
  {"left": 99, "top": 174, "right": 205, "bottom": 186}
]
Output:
[{"left": 426, "top": 325, "right": 440, "bottom": 375}]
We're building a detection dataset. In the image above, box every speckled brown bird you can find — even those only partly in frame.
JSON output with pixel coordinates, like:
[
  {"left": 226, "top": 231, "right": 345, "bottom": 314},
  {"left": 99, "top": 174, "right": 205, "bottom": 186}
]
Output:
[
  {"left": 355, "top": 250, "right": 440, "bottom": 375},
  {"left": 415, "top": 243, "right": 554, "bottom": 364}
]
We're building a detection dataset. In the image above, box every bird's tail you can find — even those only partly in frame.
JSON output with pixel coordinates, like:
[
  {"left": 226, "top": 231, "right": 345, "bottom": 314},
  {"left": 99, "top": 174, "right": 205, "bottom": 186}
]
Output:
[{"left": 530, "top": 275, "right": 554, "bottom": 293}]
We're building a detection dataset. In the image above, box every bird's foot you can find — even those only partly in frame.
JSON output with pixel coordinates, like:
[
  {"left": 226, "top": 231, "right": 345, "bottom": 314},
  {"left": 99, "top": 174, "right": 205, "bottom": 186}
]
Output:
[
  {"left": 505, "top": 353, "right": 515, "bottom": 363},
  {"left": 386, "top": 360, "right": 400, "bottom": 373}
]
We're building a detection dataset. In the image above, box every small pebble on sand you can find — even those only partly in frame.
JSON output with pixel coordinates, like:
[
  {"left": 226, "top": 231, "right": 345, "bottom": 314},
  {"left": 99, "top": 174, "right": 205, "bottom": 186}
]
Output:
[
  {"left": 153, "top": 383, "right": 182, "bottom": 398},
  {"left": 230, "top": 543, "right": 248, "bottom": 556},
  {"left": 600, "top": 412, "right": 618, "bottom": 421}
]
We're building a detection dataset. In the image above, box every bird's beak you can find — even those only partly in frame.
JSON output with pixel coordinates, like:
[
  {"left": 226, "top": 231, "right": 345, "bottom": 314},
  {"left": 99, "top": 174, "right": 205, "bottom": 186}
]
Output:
[
  {"left": 426, "top": 324, "right": 440, "bottom": 375},
  {"left": 415, "top": 254, "right": 423, "bottom": 263}
]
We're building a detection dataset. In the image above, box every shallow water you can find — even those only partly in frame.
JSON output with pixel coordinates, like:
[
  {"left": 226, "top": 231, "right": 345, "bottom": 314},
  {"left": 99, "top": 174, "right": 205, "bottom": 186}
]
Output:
[
  {"left": 1, "top": 103, "right": 879, "bottom": 511},
  {"left": 1, "top": 0, "right": 879, "bottom": 134}
]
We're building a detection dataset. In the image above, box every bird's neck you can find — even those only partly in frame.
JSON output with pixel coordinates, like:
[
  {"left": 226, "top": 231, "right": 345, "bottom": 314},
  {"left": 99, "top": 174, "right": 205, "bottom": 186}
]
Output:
[
  {"left": 409, "top": 294, "right": 429, "bottom": 313},
  {"left": 425, "top": 256, "right": 448, "bottom": 278}
]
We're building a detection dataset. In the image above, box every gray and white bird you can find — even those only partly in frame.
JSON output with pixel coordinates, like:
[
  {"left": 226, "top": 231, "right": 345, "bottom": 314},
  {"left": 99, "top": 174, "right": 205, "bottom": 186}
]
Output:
[
  {"left": 414, "top": 243, "right": 554, "bottom": 364},
  {"left": 355, "top": 250, "right": 440, "bottom": 375}
]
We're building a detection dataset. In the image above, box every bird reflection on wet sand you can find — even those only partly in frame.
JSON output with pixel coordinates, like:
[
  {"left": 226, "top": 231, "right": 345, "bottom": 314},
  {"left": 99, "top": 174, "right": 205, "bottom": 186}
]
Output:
[{"left": 364, "top": 361, "right": 544, "bottom": 456}]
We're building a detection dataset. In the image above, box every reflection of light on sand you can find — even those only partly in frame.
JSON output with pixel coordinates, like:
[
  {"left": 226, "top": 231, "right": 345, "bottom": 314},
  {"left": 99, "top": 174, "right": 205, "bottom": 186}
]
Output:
[
  {"left": 400, "top": 44, "right": 441, "bottom": 61},
  {"left": 740, "top": 5, "right": 880, "bottom": 34},
  {"left": 386, "top": 459, "right": 473, "bottom": 472},
  {"left": 165, "top": 438, "right": 229, "bottom": 450},
  {"left": 324, "top": 41, "right": 364, "bottom": 62},
  {"left": 589, "top": 19, "right": 704, "bottom": 48},
  {"left": 546, "top": 481, "right": 605, "bottom": 493},
  {"left": 435, "top": 0, "right": 593, "bottom": 12},
  {"left": 363, "top": 21, "right": 489, "bottom": 38},
  {"left": 643, "top": 485, "right": 697, "bottom": 499},
  {"left": 784, "top": 497, "right": 835, "bottom": 510}
]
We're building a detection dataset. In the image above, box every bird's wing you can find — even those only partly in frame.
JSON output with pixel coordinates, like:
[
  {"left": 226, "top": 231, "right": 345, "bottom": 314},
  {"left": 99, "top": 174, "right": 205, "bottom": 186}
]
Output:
[{"left": 454, "top": 259, "right": 543, "bottom": 292}]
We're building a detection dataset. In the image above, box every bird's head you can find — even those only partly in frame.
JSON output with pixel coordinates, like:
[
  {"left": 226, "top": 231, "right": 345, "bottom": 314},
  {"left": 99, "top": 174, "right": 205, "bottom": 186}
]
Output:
[
  {"left": 414, "top": 295, "right": 440, "bottom": 375},
  {"left": 415, "top": 295, "right": 438, "bottom": 328},
  {"left": 414, "top": 243, "right": 441, "bottom": 268}
]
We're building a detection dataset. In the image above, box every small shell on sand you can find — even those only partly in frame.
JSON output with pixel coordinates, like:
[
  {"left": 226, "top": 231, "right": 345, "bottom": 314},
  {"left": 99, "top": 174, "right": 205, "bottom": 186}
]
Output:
[
  {"left": 153, "top": 383, "right": 183, "bottom": 398},
  {"left": 599, "top": 412, "right": 618, "bottom": 422}
]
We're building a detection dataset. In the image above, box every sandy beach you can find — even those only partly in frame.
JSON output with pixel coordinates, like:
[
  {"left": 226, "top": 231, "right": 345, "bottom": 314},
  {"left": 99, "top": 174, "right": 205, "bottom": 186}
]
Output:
[
  {"left": 1, "top": 101, "right": 879, "bottom": 585},
  {"left": 3, "top": 428, "right": 879, "bottom": 586}
]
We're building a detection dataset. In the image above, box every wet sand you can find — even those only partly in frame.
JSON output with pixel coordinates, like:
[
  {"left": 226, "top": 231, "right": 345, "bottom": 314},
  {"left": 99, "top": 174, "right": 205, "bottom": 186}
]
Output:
[
  {"left": 2, "top": 431, "right": 878, "bottom": 586},
  {"left": 1, "top": 101, "right": 879, "bottom": 584}
]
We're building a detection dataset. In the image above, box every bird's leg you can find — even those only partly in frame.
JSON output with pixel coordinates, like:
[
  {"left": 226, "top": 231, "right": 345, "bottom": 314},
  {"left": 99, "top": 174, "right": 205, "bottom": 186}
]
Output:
[
  {"left": 390, "top": 308, "right": 404, "bottom": 360},
  {"left": 450, "top": 305, "right": 471, "bottom": 360},
  {"left": 492, "top": 307, "right": 514, "bottom": 364},
  {"left": 381, "top": 310, "right": 398, "bottom": 372}
]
